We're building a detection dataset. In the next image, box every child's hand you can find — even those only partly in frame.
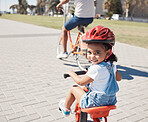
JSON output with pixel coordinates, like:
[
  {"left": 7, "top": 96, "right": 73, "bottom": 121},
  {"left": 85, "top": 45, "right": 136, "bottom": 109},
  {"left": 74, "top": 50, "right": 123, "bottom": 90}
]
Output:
[
  {"left": 67, "top": 71, "right": 93, "bottom": 86},
  {"left": 116, "top": 70, "right": 122, "bottom": 81},
  {"left": 67, "top": 71, "right": 75, "bottom": 76}
]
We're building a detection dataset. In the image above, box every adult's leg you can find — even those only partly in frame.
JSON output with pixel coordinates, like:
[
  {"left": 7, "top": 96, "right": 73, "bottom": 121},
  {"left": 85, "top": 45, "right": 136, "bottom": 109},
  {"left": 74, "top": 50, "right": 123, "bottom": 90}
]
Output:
[
  {"left": 61, "top": 16, "right": 94, "bottom": 54},
  {"left": 63, "top": 15, "right": 78, "bottom": 53},
  {"left": 62, "top": 25, "right": 68, "bottom": 53},
  {"left": 65, "top": 85, "right": 85, "bottom": 109}
]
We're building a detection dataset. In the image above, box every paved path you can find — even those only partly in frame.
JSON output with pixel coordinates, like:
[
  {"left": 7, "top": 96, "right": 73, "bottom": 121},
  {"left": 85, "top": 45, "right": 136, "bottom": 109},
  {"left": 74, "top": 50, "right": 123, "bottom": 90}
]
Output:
[{"left": 0, "top": 18, "right": 148, "bottom": 122}]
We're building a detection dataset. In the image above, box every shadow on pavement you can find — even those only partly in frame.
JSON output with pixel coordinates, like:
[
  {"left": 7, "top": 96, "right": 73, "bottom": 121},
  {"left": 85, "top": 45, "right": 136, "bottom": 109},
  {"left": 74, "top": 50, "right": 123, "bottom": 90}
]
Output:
[
  {"left": 0, "top": 33, "right": 58, "bottom": 38},
  {"left": 62, "top": 60, "right": 148, "bottom": 81},
  {"left": 117, "top": 65, "right": 148, "bottom": 80},
  {"left": 64, "top": 63, "right": 78, "bottom": 68},
  {"left": 61, "top": 58, "right": 79, "bottom": 67}
]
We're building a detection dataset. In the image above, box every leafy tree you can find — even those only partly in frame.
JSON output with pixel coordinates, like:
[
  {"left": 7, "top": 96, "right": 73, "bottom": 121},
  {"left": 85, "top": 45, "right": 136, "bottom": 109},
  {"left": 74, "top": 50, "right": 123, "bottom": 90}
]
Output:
[
  {"left": 36, "top": 0, "right": 47, "bottom": 15},
  {"left": 28, "top": 5, "right": 36, "bottom": 15},
  {"left": 10, "top": 4, "right": 18, "bottom": 14},
  {"left": 46, "top": 0, "right": 60, "bottom": 16},
  {"left": 17, "top": 0, "right": 28, "bottom": 14},
  {"left": 124, "top": 0, "right": 148, "bottom": 20},
  {"left": 35, "top": 0, "right": 60, "bottom": 15},
  {"left": 104, "top": 0, "right": 123, "bottom": 19},
  {"left": 18, "top": 0, "right": 22, "bottom": 5}
]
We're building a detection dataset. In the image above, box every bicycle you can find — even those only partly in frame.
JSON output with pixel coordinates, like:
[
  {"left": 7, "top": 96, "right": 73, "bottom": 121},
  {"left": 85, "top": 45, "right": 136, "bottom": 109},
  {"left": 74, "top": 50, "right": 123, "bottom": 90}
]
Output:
[
  {"left": 57, "top": 25, "right": 91, "bottom": 71},
  {"left": 62, "top": 71, "right": 116, "bottom": 122}
]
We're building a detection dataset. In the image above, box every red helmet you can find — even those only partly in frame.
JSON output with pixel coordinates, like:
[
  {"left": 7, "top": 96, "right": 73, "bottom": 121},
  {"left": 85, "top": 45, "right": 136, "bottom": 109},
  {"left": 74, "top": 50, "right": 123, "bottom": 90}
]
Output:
[{"left": 82, "top": 25, "right": 115, "bottom": 45}]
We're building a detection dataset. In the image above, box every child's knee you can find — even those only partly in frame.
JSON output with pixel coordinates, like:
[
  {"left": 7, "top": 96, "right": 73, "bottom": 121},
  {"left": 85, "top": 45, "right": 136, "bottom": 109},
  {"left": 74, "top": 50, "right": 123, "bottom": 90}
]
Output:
[{"left": 70, "top": 85, "right": 79, "bottom": 92}]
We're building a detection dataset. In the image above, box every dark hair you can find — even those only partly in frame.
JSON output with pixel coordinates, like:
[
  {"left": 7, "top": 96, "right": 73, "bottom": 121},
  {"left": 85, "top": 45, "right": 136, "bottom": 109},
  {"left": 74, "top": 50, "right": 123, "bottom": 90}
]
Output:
[
  {"left": 102, "top": 43, "right": 117, "bottom": 63},
  {"left": 86, "top": 42, "right": 117, "bottom": 63}
]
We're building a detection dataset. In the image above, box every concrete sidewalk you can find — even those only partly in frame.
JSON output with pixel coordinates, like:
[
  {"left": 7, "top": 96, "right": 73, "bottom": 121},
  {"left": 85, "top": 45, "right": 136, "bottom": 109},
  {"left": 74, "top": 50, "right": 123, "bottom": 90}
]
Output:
[{"left": 0, "top": 18, "right": 148, "bottom": 122}]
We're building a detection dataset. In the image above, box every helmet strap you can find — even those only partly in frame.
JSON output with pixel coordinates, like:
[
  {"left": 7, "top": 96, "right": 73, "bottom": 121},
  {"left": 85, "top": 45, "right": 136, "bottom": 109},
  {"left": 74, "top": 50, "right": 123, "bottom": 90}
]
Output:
[{"left": 105, "top": 44, "right": 114, "bottom": 61}]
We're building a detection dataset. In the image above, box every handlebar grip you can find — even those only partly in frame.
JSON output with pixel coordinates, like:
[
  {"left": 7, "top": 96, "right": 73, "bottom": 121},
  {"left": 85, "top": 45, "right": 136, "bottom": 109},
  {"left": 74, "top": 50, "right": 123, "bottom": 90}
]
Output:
[
  {"left": 64, "top": 71, "right": 86, "bottom": 79},
  {"left": 75, "top": 71, "right": 86, "bottom": 75},
  {"left": 64, "top": 74, "right": 70, "bottom": 79}
]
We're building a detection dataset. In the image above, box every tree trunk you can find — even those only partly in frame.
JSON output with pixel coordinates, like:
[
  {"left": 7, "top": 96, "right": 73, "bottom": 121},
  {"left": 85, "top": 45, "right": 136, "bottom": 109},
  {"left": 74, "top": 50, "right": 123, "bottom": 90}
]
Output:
[
  {"left": 125, "top": 8, "right": 129, "bottom": 18},
  {"left": 130, "top": 6, "right": 136, "bottom": 21}
]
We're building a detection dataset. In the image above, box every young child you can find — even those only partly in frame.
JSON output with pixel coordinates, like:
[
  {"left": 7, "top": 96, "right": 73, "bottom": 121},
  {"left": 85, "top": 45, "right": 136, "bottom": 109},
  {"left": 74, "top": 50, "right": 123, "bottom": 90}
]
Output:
[{"left": 59, "top": 25, "right": 122, "bottom": 116}]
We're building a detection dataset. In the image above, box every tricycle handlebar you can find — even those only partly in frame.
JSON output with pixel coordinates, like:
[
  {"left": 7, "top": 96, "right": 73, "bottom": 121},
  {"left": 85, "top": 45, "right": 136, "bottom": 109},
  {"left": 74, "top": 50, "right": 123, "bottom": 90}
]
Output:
[{"left": 64, "top": 71, "right": 86, "bottom": 79}]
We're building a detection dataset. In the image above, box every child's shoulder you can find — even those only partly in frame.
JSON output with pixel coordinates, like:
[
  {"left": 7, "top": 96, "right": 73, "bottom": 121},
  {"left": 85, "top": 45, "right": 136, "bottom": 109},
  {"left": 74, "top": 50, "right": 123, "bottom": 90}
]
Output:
[
  {"left": 99, "top": 61, "right": 116, "bottom": 67},
  {"left": 89, "top": 62, "right": 115, "bottom": 70},
  {"left": 88, "top": 64, "right": 103, "bottom": 71},
  {"left": 90, "top": 62, "right": 115, "bottom": 70}
]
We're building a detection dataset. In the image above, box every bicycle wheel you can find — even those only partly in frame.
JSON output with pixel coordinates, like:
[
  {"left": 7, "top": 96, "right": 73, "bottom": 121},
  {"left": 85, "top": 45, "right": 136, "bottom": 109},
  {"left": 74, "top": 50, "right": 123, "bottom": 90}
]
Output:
[
  {"left": 57, "top": 31, "right": 65, "bottom": 56},
  {"left": 57, "top": 31, "right": 77, "bottom": 66},
  {"left": 80, "top": 111, "right": 87, "bottom": 122},
  {"left": 75, "top": 43, "right": 91, "bottom": 71},
  {"left": 57, "top": 32, "right": 71, "bottom": 59},
  {"left": 57, "top": 31, "right": 75, "bottom": 57}
]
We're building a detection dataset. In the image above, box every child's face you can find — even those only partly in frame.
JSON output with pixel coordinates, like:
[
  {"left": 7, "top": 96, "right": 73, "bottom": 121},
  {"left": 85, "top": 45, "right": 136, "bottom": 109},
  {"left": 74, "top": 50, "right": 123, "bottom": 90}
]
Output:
[{"left": 87, "top": 43, "right": 110, "bottom": 65}]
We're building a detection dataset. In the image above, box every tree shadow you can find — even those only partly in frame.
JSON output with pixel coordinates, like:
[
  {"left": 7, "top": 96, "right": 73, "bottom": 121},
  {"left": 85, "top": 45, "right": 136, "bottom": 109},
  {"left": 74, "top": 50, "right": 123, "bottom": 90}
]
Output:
[
  {"left": 61, "top": 58, "right": 79, "bottom": 67},
  {"left": 117, "top": 65, "right": 148, "bottom": 80},
  {"left": 64, "top": 63, "right": 78, "bottom": 68}
]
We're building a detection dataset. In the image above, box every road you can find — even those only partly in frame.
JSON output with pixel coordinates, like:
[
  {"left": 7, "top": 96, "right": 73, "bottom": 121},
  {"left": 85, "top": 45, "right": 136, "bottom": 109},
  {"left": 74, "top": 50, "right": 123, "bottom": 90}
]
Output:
[{"left": 0, "top": 18, "right": 148, "bottom": 122}]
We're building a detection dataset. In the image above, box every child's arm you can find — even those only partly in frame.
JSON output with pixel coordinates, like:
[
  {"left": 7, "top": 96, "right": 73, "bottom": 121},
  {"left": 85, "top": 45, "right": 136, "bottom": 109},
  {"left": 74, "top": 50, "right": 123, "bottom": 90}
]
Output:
[
  {"left": 67, "top": 71, "right": 93, "bottom": 86},
  {"left": 116, "top": 70, "right": 122, "bottom": 81}
]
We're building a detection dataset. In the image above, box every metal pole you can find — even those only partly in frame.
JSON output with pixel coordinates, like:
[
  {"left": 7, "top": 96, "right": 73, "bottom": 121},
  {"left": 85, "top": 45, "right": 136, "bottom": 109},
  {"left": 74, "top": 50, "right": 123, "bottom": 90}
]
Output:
[
  {"left": 63, "top": 4, "right": 67, "bottom": 24},
  {"left": 5, "top": 0, "right": 7, "bottom": 11},
  {"left": 0, "top": 0, "right": 1, "bottom": 11}
]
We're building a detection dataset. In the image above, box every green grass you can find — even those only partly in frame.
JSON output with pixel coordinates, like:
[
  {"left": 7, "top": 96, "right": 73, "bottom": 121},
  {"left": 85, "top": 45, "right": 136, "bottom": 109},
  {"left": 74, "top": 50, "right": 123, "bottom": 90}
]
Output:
[{"left": 1, "top": 14, "right": 148, "bottom": 48}]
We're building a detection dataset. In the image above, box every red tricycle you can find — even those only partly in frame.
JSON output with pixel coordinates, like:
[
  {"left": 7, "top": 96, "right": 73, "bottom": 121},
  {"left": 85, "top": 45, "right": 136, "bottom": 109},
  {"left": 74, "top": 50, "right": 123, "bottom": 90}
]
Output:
[{"left": 62, "top": 71, "right": 116, "bottom": 122}]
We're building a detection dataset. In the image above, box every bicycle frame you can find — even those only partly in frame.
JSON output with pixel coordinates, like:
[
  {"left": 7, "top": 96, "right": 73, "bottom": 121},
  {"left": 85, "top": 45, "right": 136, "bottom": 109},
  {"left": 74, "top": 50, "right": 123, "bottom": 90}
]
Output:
[
  {"left": 68, "top": 31, "right": 84, "bottom": 55},
  {"left": 57, "top": 28, "right": 90, "bottom": 71}
]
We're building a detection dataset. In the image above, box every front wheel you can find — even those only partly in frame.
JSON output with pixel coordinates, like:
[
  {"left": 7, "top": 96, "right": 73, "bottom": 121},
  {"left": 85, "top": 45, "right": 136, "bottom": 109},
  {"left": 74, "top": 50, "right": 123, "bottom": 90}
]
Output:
[
  {"left": 57, "top": 32, "right": 71, "bottom": 59},
  {"left": 80, "top": 111, "right": 87, "bottom": 122},
  {"left": 57, "top": 32, "right": 63, "bottom": 58},
  {"left": 75, "top": 45, "right": 91, "bottom": 71},
  {"left": 57, "top": 31, "right": 76, "bottom": 64}
]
